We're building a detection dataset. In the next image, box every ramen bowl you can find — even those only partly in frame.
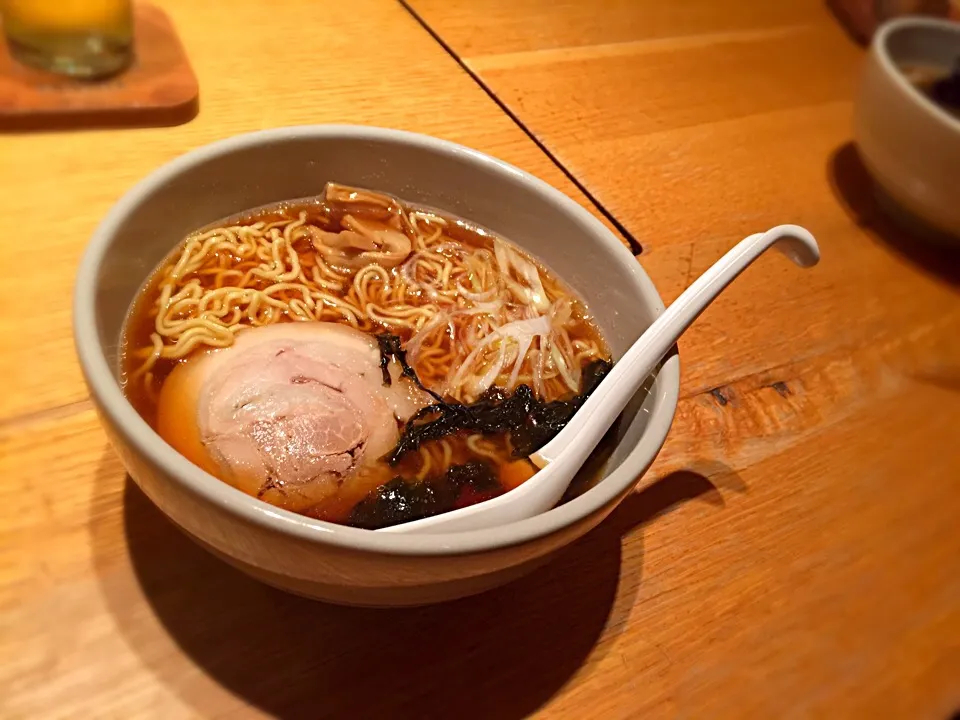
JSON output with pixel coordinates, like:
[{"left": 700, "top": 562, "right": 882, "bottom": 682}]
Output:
[
  {"left": 74, "top": 126, "right": 680, "bottom": 607},
  {"left": 855, "top": 17, "right": 960, "bottom": 241}
]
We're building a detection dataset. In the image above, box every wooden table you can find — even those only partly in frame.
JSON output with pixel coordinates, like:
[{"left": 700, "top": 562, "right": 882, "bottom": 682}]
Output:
[{"left": 2, "top": 0, "right": 958, "bottom": 717}]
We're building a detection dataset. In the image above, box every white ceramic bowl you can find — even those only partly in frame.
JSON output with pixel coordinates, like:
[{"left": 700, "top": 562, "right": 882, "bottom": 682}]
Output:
[
  {"left": 855, "top": 17, "right": 960, "bottom": 241},
  {"left": 74, "top": 126, "right": 680, "bottom": 607}
]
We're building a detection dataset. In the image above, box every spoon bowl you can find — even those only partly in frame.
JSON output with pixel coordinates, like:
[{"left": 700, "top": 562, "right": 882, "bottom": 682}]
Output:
[{"left": 387, "top": 224, "right": 820, "bottom": 534}]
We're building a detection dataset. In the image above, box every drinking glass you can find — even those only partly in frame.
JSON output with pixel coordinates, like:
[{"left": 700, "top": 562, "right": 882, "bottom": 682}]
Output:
[{"left": 1, "top": 0, "right": 133, "bottom": 79}]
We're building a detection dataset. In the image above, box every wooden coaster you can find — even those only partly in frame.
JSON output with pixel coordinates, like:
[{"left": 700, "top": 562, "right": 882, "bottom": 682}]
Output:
[{"left": 0, "top": 3, "right": 198, "bottom": 131}]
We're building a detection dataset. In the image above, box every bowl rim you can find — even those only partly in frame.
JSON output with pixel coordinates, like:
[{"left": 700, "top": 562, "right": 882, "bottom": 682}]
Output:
[
  {"left": 874, "top": 16, "right": 960, "bottom": 133},
  {"left": 74, "top": 124, "right": 681, "bottom": 557}
]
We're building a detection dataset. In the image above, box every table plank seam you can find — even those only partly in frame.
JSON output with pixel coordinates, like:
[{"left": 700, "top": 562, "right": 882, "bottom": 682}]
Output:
[
  {"left": 396, "top": 0, "right": 644, "bottom": 256},
  {"left": 466, "top": 25, "right": 816, "bottom": 71}
]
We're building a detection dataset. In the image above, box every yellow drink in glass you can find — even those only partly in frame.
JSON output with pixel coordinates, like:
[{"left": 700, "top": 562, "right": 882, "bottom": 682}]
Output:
[{"left": 1, "top": 0, "right": 132, "bottom": 79}]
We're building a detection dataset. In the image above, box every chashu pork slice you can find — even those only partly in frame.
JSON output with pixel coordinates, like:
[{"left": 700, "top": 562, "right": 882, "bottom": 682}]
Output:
[{"left": 156, "top": 322, "right": 430, "bottom": 512}]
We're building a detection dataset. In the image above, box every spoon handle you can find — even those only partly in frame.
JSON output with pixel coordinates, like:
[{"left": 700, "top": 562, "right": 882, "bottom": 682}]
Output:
[{"left": 532, "top": 224, "right": 820, "bottom": 468}]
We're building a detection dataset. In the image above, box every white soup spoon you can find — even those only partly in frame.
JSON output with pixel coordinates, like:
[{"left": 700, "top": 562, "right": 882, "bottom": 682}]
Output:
[{"left": 384, "top": 224, "right": 820, "bottom": 534}]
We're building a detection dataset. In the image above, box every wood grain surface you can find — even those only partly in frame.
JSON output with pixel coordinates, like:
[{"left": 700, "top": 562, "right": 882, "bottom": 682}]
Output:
[
  {"left": 408, "top": 0, "right": 960, "bottom": 715},
  {"left": 2, "top": 0, "right": 959, "bottom": 718}
]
